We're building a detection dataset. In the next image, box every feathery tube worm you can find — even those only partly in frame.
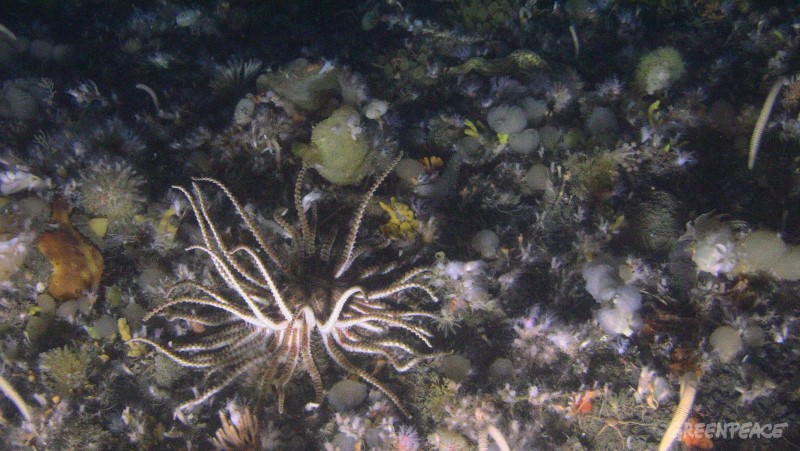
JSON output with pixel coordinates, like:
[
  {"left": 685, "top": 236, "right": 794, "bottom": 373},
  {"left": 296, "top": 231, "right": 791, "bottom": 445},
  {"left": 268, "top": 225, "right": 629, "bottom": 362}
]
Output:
[
  {"left": 0, "top": 374, "right": 33, "bottom": 424},
  {"left": 748, "top": 78, "right": 787, "bottom": 170},
  {"left": 658, "top": 371, "right": 700, "bottom": 451}
]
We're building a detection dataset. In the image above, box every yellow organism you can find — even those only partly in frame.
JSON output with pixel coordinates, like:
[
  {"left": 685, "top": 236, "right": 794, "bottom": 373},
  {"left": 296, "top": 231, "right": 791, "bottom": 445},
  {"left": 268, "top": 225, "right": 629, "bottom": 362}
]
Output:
[
  {"left": 119, "top": 318, "right": 148, "bottom": 357},
  {"left": 379, "top": 197, "right": 420, "bottom": 242}
]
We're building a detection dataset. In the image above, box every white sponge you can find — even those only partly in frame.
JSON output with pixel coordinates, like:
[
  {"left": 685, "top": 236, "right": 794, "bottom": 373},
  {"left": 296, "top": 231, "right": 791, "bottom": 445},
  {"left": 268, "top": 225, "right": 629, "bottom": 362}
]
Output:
[
  {"left": 583, "top": 260, "right": 643, "bottom": 337},
  {"left": 582, "top": 261, "right": 620, "bottom": 303}
]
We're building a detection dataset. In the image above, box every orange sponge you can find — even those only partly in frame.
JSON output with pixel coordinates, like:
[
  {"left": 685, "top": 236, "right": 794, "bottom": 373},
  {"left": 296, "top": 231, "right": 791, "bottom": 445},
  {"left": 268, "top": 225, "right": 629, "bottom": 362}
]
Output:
[{"left": 37, "top": 197, "right": 103, "bottom": 301}]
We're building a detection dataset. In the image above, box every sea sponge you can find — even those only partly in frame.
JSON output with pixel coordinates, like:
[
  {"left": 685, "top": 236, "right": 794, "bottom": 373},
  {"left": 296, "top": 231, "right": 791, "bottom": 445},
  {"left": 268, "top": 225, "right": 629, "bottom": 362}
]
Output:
[
  {"left": 488, "top": 358, "right": 513, "bottom": 381},
  {"left": 582, "top": 260, "right": 621, "bottom": 303},
  {"left": 709, "top": 325, "right": 742, "bottom": 364},
  {"left": 337, "top": 69, "right": 370, "bottom": 107},
  {"left": 585, "top": 106, "right": 619, "bottom": 145},
  {"left": 0, "top": 28, "right": 25, "bottom": 65},
  {"left": 635, "top": 47, "right": 686, "bottom": 95},
  {"left": 597, "top": 305, "right": 641, "bottom": 337},
  {"left": 379, "top": 197, "right": 420, "bottom": 242},
  {"left": 487, "top": 104, "right": 527, "bottom": 135},
  {"left": 364, "top": 99, "right": 389, "bottom": 119},
  {"left": 256, "top": 58, "right": 339, "bottom": 112},
  {"left": 327, "top": 379, "right": 367, "bottom": 412},
  {"left": 441, "top": 354, "right": 471, "bottom": 383},
  {"left": 29, "top": 39, "right": 54, "bottom": 62},
  {"left": 296, "top": 106, "right": 371, "bottom": 185},
  {"left": 471, "top": 229, "right": 500, "bottom": 259},
  {"left": 393, "top": 158, "right": 425, "bottom": 185},
  {"left": 233, "top": 96, "right": 255, "bottom": 126},
  {"left": 39, "top": 345, "right": 95, "bottom": 395},
  {"left": 596, "top": 286, "right": 643, "bottom": 337},
  {"left": 520, "top": 97, "right": 548, "bottom": 125},
  {"left": 538, "top": 125, "right": 561, "bottom": 151},
  {"left": 0, "top": 233, "right": 30, "bottom": 279},
  {"left": 566, "top": 151, "right": 618, "bottom": 201},
  {"left": 583, "top": 259, "right": 643, "bottom": 337},
  {"left": 613, "top": 286, "right": 643, "bottom": 314},
  {"left": 508, "top": 128, "right": 540, "bottom": 154},
  {"left": 51, "top": 44, "right": 73, "bottom": 64},
  {"left": 37, "top": 197, "right": 103, "bottom": 301},
  {"left": 0, "top": 79, "right": 38, "bottom": 120},
  {"left": 683, "top": 218, "right": 800, "bottom": 281},
  {"left": 77, "top": 159, "right": 145, "bottom": 220},
  {"left": 523, "top": 164, "right": 552, "bottom": 194},
  {"left": 682, "top": 213, "right": 737, "bottom": 277},
  {"left": 627, "top": 191, "right": 681, "bottom": 253},
  {"left": 737, "top": 230, "right": 800, "bottom": 280}
]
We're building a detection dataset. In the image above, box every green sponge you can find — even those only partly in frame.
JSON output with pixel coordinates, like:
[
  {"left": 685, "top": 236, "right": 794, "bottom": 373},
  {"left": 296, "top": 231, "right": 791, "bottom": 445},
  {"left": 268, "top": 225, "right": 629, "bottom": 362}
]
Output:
[
  {"left": 296, "top": 106, "right": 370, "bottom": 185},
  {"left": 635, "top": 47, "right": 685, "bottom": 95}
]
